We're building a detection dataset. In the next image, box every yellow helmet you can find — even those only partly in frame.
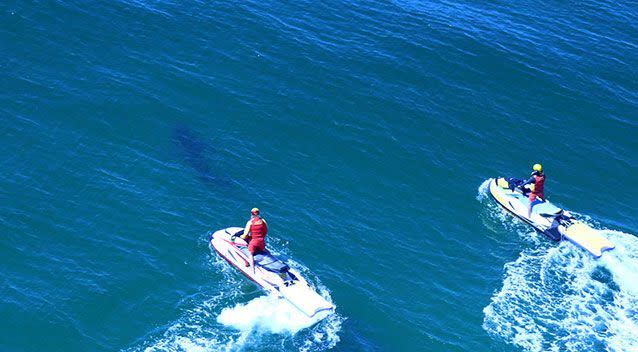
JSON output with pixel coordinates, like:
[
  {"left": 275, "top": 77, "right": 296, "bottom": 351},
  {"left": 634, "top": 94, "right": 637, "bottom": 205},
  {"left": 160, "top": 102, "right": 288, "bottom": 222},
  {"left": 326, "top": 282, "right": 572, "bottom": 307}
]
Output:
[
  {"left": 251, "top": 207, "right": 260, "bottom": 215},
  {"left": 533, "top": 163, "right": 542, "bottom": 172}
]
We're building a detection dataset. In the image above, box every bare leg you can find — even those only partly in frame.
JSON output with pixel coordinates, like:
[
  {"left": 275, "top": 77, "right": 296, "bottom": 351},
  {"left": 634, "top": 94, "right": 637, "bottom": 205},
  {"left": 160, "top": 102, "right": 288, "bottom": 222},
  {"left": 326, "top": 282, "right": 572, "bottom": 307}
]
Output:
[
  {"left": 250, "top": 254, "right": 255, "bottom": 274},
  {"left": 528, "top": 199, "right": 538, "bottom": 218},
  {"left": 245, "top": 240, "right": 254, "bottom": 269}
]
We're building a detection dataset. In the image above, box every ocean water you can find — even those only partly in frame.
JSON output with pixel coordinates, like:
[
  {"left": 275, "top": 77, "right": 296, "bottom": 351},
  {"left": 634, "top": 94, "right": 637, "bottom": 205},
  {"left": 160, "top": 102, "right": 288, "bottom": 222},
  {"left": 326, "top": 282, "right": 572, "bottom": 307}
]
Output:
[{"left": 1, "top": 0, "right": 637, "bottom": 351}]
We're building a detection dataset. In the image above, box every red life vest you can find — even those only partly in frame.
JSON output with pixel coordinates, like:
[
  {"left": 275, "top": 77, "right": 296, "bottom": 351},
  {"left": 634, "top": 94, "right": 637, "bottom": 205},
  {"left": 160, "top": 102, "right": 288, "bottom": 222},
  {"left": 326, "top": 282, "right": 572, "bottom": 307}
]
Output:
[
  {"left": 533, "top": 174, "right": 545, "bottom": 198},
  {"left": 250, "top": 217, "right": 268, "bottom": 241}
]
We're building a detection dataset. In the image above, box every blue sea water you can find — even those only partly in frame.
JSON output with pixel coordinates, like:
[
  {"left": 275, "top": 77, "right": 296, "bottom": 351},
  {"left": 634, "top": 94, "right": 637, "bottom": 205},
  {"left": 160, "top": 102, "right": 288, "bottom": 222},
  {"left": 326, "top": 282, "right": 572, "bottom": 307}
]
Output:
[{"left": 1, "top": 0, "right": 637, "bottom": 351}]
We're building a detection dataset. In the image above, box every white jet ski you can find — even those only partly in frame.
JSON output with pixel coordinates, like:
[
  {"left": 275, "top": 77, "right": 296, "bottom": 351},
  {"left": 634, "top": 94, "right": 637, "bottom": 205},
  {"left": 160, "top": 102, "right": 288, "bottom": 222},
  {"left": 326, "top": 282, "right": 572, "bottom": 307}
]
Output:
[
  {"left": 488, "top": 177, "right": 614, "bottom": 257},
  {"left": 210, "top": 227, "right": 335, "bottom": 320}
]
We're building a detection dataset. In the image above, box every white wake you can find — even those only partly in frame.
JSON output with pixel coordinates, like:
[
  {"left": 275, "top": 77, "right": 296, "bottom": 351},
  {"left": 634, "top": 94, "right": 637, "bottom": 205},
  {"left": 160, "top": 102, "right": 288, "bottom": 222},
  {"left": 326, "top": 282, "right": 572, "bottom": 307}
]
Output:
[
  {"left": 478, "top": 181, "right": 638, "bottom": 351},
  {"left": 128, "top": 243, "right": 342, "bottom": 352}
]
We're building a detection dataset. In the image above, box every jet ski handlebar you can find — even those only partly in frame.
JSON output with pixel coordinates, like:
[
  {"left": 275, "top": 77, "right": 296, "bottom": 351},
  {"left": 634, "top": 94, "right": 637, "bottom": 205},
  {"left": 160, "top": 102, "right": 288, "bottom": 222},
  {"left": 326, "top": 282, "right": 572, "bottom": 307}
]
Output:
[{"left": 226, "top": 229, "right": 245, "bottom": 240}]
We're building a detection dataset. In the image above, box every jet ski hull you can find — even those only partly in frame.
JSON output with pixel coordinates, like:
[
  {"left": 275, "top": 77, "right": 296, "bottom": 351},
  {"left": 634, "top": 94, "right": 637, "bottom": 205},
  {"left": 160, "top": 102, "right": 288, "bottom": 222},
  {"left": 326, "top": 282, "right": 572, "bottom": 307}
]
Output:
[
  {"left": 210, "top": 227, "right": 335, "bottom": 319},
  {"left": 488, "top": 178, "right": 614, "bottom": 257}
]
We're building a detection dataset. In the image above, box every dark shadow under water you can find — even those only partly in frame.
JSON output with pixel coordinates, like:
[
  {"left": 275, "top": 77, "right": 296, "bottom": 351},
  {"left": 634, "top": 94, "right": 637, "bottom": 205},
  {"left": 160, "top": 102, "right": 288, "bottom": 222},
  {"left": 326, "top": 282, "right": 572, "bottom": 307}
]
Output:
[{"left": 172, "top": 124, "right": 233, "bottom": 189}]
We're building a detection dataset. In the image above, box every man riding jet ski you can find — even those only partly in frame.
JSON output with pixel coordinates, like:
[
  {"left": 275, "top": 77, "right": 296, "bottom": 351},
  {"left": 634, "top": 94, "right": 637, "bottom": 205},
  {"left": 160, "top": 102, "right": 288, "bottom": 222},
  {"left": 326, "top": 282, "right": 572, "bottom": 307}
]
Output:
[
  {"left": 522, "top": 164, "right": 545, "bottom": 217},
  {"left": 241, "top": 207, "right": 268, "bottom": 273},
  {"left": 209, "top": 209, "right": 335, "bottom": 319},
  {"left": 499, "top": 163, "right": 546, "bottom": 216},
  {"left": 488, "top": 166, "right": 614, "bottom": 258}
]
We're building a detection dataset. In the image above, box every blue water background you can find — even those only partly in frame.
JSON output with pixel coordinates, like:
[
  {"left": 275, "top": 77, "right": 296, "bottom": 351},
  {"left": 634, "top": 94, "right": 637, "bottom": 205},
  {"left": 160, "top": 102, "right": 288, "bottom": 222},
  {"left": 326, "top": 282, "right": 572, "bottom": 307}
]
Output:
[{"left": 1, "top": 0, "right": 636, "bottom": 351}]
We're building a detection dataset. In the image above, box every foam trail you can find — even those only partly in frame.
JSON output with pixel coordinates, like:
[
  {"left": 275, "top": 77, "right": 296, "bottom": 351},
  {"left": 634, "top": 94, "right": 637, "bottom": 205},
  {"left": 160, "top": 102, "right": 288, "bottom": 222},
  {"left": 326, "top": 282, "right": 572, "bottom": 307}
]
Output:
[
  {"left": 482, "top": 228, "right": 638, "bottom": 351},
  {"left": 476, "top": 178, "right": 492, "bottom": 201},
  {"left": 479, "top": 181, "right": 638, "bottom": 351},
  {"left": 599, "top": 230, "right": 638, "bottom": 292},
  {"left": 597, "top": 231, "right": 638, "bottom": 351},
  {"left": 217, "top": 295, "right": 321, "bottom": 334},
  {"left": 129, "top": 250, "right": 342, "bottom": 352}
]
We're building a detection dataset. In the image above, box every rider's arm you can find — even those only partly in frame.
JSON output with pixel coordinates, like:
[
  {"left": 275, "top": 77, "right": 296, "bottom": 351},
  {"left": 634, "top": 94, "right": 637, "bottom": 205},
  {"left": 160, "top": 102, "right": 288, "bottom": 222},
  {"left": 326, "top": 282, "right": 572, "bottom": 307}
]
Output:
[
  {"left": 523, "top": 175, "right": 535, "bottom": 185},
  {"left": 241, "top": 220, "right": 251, "bottom": 240}
]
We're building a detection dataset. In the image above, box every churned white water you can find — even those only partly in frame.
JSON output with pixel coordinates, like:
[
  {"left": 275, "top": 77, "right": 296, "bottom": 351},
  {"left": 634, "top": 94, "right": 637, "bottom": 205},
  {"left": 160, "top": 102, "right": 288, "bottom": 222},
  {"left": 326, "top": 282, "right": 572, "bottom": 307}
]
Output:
[
  {"left": 478, "top": 182, "right": 638, "bottom": 351},
  {"left": 133, "top": 252, "right": 341, "bottom": 352}
]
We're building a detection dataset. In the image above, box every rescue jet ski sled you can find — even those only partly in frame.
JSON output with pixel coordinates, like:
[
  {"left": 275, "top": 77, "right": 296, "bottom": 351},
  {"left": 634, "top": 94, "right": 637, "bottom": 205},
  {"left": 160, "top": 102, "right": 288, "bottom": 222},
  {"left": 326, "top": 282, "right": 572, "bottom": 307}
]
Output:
[
  {"left": 488, "top": 178, "right": 614, "bottom": 258},
  {"left": 210, "top": 227, "right": 335, "bottom": 320}
]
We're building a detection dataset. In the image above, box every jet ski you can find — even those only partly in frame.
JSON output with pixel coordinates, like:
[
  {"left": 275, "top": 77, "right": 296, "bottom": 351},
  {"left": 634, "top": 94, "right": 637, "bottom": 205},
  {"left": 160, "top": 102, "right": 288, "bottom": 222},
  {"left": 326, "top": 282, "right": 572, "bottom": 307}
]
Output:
[
  {"left": 488, "top": 177, "right": 614, "bottom": 257},
  {"left": 210, "top": 227, "right": 335, "bottom": 319}
]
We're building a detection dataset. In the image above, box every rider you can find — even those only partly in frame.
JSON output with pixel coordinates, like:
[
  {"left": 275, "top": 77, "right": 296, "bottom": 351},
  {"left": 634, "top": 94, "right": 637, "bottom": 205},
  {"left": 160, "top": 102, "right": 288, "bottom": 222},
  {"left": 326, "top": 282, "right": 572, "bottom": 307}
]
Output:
[
  {"left": 241, "top": 207, "right": 268, "bottom": 272},
  {"left": 522, "top": 163, "right": 545, "bottom": 217}
]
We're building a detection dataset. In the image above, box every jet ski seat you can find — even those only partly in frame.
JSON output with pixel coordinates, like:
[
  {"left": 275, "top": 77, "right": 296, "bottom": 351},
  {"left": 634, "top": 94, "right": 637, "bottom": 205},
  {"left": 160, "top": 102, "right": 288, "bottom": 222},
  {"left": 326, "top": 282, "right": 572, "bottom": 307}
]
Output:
[
  {"left": 508, "top": 192, "right": 563, "bottom": 216},
  {"left": 239, "top": 247, "right": 290, "bottom": 273},
  {"left": 254, "top": 251, "right": 290, "bottom": 273},
  {"left": 532, "top": 201, "right": 562, "bottom": 216}
]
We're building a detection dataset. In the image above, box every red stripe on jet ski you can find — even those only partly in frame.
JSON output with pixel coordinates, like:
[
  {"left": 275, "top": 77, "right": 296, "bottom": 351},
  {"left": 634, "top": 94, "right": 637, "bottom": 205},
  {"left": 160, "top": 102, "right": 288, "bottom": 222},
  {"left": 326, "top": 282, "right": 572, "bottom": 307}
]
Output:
[
  {"left": 222, "top": 239, "right": 246, "bottom": 247},
  {"left": 227, "top": 249, "right": 250, "bottom": 267},
  {"left": 221, "top": 239, "right": 257, "bottom": 267},
  {"left": 213, "top": 245, "right": 261, "bottom": 286}
]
